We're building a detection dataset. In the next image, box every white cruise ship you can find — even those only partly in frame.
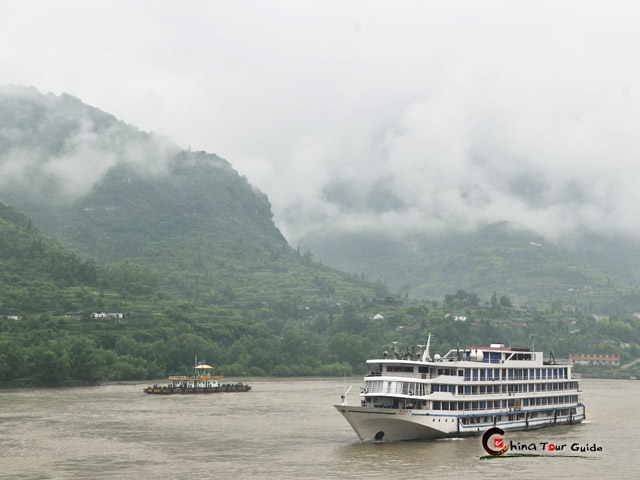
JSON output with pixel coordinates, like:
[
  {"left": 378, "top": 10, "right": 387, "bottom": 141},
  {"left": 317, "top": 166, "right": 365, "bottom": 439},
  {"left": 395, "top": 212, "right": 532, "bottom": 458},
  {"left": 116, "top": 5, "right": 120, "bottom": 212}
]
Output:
[{"left": 335, "top": 336, "right": 585, "bottom": 442}]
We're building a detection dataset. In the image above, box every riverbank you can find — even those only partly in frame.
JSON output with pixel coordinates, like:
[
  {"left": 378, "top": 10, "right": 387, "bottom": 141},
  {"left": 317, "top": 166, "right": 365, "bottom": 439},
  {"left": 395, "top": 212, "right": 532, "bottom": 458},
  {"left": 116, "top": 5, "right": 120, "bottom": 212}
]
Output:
[{"left": 577, "top": 373, "right": 638, "bottom": 380}]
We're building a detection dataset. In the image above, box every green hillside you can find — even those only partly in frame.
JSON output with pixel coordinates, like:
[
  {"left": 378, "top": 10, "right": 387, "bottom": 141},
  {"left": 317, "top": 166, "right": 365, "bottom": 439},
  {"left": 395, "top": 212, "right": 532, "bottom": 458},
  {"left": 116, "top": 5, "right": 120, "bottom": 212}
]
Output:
[
  {"left": 0, "top": 199, "right": 395, "bottom": 386},
  {"left": 0, "top": 86, "right": 385, "bottom": 307},
  {"left": 0, "top": 86, "right": 395, "bottom": 387},
  {"left": 0, "top": 201, "right": 104, "bottom": 314},
  {"left": 0, "top": 190, "right": 404, "bottom": 385},
  {"left": 0, "top": 202, "right": 276, "bottom": 385},
  {"left": 299, "top": 222, "right": 635, "bottom": 312},
  {"left": 56, "top": 152, "right": 383, "bottom": 306}
]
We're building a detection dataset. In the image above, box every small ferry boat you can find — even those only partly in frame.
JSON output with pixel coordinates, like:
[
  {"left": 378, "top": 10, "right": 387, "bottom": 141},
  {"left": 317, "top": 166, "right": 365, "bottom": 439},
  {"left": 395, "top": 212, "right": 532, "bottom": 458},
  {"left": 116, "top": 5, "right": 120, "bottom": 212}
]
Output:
[
  {"left": 144, "top": 360, "right": 251, "bottom": 395},
  {"left": 335, "top": 335, "right": 585, "bottom": 442}
]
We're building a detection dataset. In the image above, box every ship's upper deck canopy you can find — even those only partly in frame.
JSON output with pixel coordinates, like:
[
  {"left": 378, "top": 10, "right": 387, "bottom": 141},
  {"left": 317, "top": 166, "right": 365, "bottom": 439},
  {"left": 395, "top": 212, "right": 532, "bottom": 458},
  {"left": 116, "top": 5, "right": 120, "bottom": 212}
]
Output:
[{"left": 367, "top": 343, "right": 540, "bottom": 365}]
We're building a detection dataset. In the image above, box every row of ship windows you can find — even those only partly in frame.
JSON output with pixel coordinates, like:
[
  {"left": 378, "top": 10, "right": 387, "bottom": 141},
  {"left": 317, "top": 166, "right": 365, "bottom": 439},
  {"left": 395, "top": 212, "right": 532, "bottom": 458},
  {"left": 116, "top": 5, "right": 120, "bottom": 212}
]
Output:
[
  {"left": 465, "top": 367, "right": 568, "bottom": 381},
  {"left": 384, "top": 367, "right": 569, "bottom": 380},
  {"left": 364, "top": 381, "right": 579, "bottom": 396},
  {"left": 432, "top": 395, "right": 579, "bottom": 411},
  {"left": 460, "top": 408, "right": 578, "bottom": 425},
  {"left": 433, "top": 382, "right": 579, "bottom": 395}
]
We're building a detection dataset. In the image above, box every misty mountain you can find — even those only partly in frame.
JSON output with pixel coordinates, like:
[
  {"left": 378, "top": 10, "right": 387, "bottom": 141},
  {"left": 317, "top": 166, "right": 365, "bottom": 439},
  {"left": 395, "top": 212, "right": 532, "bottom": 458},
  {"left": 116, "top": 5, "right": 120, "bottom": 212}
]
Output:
[
  {"left": 0, "top": 86, "right": 384, "bottom": 306},
  {"left": 0, "top": 85, "right": 176, "bottom": 225},
  {"left": 3, "top": 85, "right": 636, "bottom": 313},
  {"left": 298, "top": 221, "right": 638, "bottom": 310}
]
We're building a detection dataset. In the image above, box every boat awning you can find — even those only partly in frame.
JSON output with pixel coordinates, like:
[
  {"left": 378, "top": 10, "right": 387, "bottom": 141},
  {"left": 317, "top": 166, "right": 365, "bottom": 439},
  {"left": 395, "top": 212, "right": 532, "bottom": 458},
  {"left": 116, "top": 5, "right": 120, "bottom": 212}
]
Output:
[{"left": 195, "top": 364, "right": 212, "bottom": 369}]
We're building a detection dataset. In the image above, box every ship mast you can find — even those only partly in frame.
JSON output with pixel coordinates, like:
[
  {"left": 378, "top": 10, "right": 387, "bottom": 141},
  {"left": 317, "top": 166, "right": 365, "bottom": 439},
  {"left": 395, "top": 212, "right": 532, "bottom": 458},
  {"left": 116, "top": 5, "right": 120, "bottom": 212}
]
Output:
[{"left": 421, "top": 333, "right": 432, "bottom": 362}]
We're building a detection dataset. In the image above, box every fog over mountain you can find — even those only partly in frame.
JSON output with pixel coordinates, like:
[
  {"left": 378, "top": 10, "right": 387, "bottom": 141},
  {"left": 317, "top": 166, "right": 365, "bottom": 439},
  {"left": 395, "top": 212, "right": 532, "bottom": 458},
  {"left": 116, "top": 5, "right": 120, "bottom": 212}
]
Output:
[
  {"left": 0, "top": 86, "right": 180, "bottom": 212},
  {"left": 287, "top": 90, "right": 640, "bottom": 244},
  {"left": 2, "top": 1, "right": 640, "bottom": 247}
]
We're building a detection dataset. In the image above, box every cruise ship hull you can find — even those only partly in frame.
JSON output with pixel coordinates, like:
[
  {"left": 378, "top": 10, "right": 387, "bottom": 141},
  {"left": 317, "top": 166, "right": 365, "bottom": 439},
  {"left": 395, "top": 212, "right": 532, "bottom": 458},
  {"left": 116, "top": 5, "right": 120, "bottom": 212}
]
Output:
[
  {"left": 335, "top": 404, "right": 586, "bottom": 442},
  {"left": 337, "top": 339, "right": 586, "bottom": 442}
]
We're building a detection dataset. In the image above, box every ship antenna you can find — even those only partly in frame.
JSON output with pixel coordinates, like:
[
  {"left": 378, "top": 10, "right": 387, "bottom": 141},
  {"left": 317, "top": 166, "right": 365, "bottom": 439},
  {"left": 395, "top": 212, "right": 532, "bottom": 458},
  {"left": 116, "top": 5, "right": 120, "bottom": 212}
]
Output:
[{"left": 421, "top": 334, "right": 432, "bottom": 362}]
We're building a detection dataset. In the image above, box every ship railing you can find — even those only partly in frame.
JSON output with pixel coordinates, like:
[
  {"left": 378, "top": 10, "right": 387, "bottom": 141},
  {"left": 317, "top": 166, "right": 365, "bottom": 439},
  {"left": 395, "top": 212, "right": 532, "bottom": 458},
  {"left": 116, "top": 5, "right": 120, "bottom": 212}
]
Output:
[
  {"left": 380, "top": 371, "right": 424, "bottom": 378},
  {"left": 465, "top": 374, "right": 569, "bottom": 381},
  {"left": 367, "top": 373, "right": 566, "bottom": 382},
  {"left": 362, "top": 387, "right": 386, "bottom": 394},
  {"left": 433, "top": 399, "right": 579, "bottom": 413},
  {"left": 452, "top": 403, "right": 578, "bottom": 413},
  {"left": 362, "top": 386, "right": 581, "bottom": 397},
  {"left": 434, "top": 389, "right": 580, "bottom": 397},
  {"left": 365, "top": 372, "right": 432, "bottom": 380},
  {"left": 454, "top": 359, "right": 506, "bottom": 364},
  {"left": 169, "top": 375, "right": 205, "bottom": 380}
]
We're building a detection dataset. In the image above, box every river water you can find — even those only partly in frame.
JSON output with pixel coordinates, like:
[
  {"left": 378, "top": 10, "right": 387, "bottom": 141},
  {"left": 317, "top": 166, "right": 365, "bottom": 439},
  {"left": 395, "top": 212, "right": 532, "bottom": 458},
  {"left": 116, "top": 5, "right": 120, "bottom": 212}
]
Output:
[{"left": 0, "top": 378, "right": 637, "bottom": 479}]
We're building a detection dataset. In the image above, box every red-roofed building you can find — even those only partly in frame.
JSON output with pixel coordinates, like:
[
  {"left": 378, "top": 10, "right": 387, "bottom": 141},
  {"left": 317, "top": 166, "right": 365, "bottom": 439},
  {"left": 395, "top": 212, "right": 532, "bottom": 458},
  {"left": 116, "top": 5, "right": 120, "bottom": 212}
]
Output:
[{"left": 570, "top": 353, "right": 620, "bottom": 366}]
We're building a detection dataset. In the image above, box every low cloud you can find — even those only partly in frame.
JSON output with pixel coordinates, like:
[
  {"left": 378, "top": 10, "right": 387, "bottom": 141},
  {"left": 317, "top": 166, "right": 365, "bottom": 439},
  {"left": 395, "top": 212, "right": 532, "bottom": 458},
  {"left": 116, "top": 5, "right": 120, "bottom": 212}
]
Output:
[
  {"left": 0, "top": 87, "right": 178, "bottom": 206},
  {"left": 275, "top": 88, "right": 640, "bottom": 244},
  {"left": 2, "top": 2, "right": 640, "bottom": 248},
  {"left": 230, "top": 3, "right": 640, "bottom": 245}
]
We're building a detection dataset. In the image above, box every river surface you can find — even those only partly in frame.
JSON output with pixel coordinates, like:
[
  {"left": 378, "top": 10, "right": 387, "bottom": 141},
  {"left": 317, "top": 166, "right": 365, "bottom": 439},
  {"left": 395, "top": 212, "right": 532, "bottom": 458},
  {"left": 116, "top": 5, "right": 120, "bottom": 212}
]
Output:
[{"left": 0, "top": 378, "right": 638, "bottom": 479}]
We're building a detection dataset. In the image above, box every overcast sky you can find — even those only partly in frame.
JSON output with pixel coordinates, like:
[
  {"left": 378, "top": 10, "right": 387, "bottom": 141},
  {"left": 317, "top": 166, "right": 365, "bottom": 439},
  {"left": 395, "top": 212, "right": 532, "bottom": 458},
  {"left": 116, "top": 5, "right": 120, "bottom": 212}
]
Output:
[{"left": 3, "top": 1, "right": 640, "bottom": 241}]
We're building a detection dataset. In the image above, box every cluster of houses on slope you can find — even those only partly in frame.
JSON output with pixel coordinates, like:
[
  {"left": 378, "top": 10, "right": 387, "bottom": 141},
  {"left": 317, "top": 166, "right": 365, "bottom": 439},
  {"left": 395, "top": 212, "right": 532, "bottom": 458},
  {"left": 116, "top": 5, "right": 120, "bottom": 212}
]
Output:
[
  {"left": 1, "top": 308, "right": 127, "bottom": 321},
  {"left": 64, "top": 309, "right": 126, "bottom": 320},
  {"left": 444, "top": 312, "right": 579, "bottom": 327},
  {"left": 390, "top": 308, "right": 628, "bottom": 367}
]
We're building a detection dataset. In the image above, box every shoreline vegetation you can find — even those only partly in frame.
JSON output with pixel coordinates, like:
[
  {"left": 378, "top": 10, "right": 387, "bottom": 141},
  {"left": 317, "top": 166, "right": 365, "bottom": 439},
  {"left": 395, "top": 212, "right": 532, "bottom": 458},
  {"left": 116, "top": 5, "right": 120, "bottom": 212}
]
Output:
[
  {"left": 0, "top": 375, "right": 359, "bottom": 390},
  {"left": 3, "top": 292, "right": 640, "bottom": 389},
  {"left": 2, "top": 372, "right": 637, "bottom": 391}
]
